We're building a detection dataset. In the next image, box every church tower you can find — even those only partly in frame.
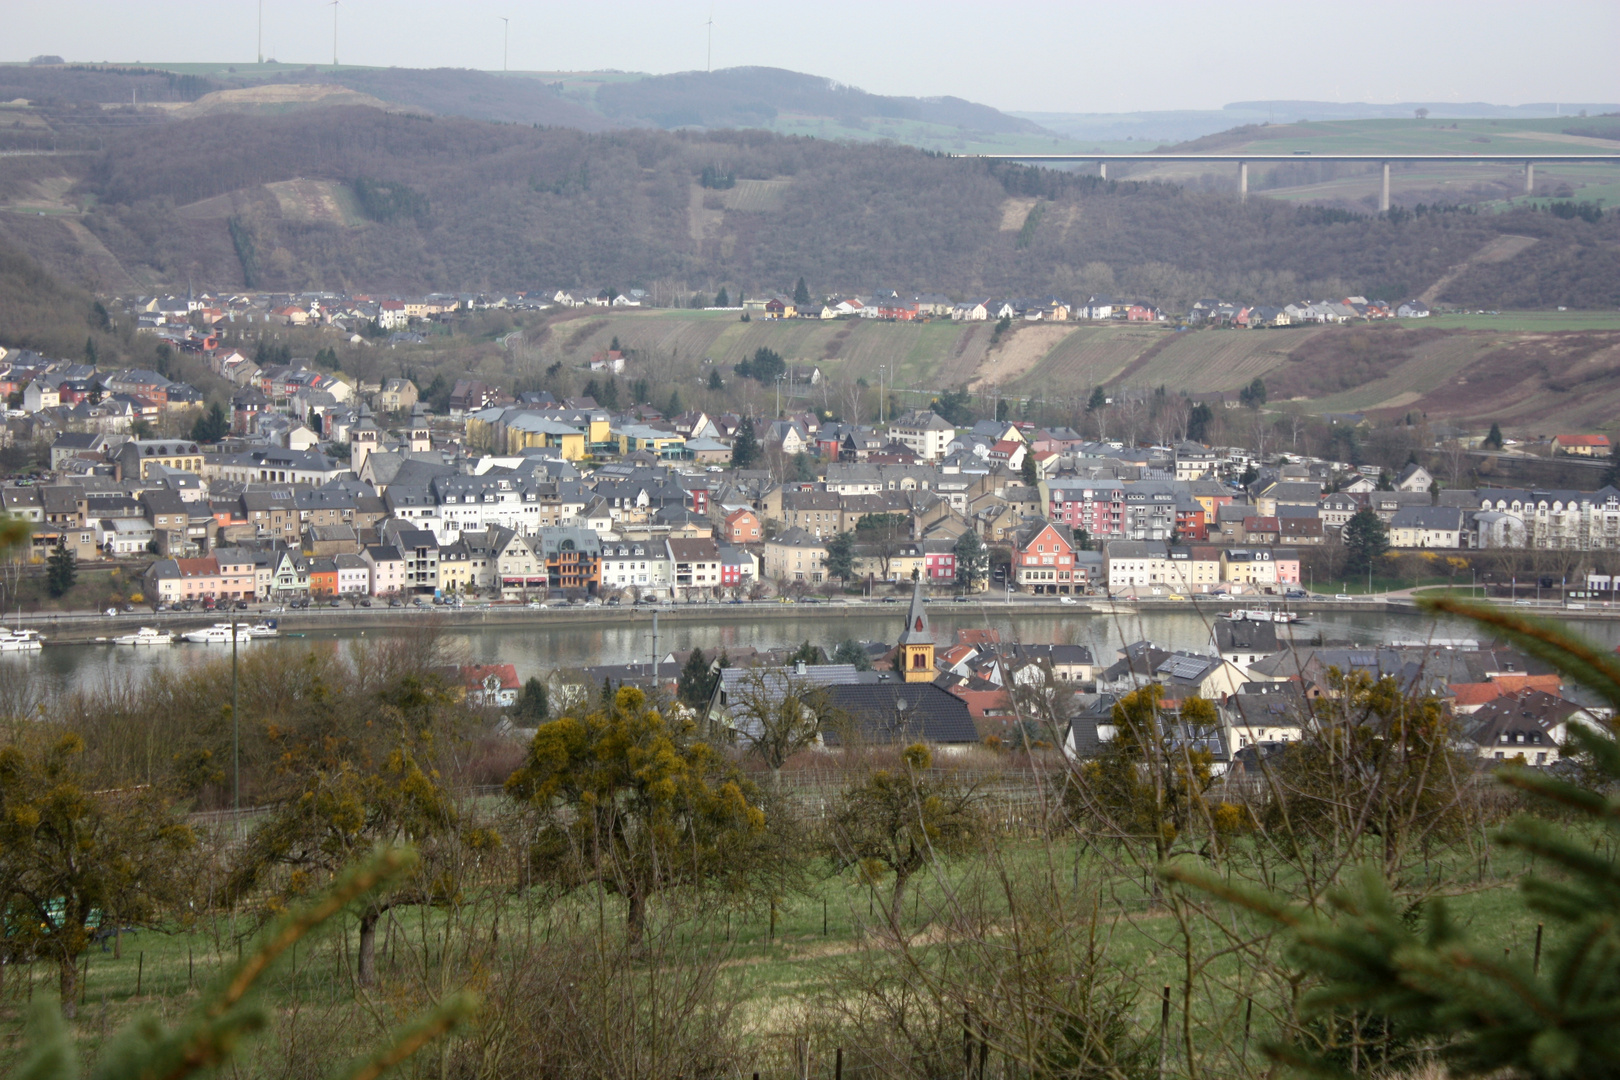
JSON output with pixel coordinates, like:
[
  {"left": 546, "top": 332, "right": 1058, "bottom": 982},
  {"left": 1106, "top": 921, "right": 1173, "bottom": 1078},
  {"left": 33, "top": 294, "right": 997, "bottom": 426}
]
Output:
[
  {"left": 349, "top": 401, "right": 380, "bottom": 473},
  {"left": 897, "top": 581, "right": 935, "bottom": 683},
  {"left": 408, "top": 401, "right": 431, "bottom": 453}
]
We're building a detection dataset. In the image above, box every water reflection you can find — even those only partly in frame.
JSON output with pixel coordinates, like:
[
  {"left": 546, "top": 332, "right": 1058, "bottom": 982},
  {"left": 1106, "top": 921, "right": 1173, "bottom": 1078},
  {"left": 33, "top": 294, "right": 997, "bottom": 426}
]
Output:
[{"left": 7, "top": 607, "right": 1618, "bottom": 696}]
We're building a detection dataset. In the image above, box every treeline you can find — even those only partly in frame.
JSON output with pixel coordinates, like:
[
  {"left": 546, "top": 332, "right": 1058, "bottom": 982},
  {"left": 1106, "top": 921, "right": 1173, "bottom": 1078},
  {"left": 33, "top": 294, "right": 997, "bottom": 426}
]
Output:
[{"left": 349, "top": 176, "right": 430, "bottom": 225}]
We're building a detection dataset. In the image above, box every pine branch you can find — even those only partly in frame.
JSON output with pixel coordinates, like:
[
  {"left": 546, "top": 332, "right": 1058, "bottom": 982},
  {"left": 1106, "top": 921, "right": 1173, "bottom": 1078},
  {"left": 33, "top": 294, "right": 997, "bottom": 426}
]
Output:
[{"left": 325, "top": 991, "right": 479, "bottom": 1080}]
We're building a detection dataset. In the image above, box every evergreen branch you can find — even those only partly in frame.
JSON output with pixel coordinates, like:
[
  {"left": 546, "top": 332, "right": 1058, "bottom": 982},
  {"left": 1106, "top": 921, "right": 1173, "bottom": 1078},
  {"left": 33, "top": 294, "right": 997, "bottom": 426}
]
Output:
[{"left": 326, "top": 992, "right": 479, "bottom": 1080}]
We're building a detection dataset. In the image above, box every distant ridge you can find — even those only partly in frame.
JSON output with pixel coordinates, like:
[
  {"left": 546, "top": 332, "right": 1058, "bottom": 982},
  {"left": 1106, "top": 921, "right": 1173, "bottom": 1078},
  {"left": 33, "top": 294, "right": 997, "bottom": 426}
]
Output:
[
  {"left": 1014, "top": 100, "right": 1620, "bottom": 144},
  {"left": 592, "top": 66, "right": 1049, "bottom": 136}
]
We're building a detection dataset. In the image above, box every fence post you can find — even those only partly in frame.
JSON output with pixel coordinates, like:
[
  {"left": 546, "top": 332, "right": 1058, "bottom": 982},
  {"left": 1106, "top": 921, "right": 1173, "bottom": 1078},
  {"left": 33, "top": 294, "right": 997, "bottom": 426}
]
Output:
[
  {"left": 835, "top": 1046, "right": 843, "bottom": 1080},
  {"left": 1158, "top": 985, "right": 1170, "bottom": 1079},
  {"left": 1533, "top": 922, "right": 1544, "bottom": 975},
  {"left": 136, "top": 951, "right": 143, "bottom": 997},
  {"left": 1241, "top": 997, "right": 1252, "bottom": 1066}
]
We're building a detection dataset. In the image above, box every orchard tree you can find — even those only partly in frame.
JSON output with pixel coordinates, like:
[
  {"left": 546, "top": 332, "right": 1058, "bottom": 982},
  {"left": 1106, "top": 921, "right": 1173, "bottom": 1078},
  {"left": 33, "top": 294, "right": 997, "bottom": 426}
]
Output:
[
  {"left": 722, "top": 667, "right": 838, "bottom": 786},
  {"left": 828, "top": 744, "right": 983, "bottom": 928},
  {"left": 505, "top": 687, "right": 792, "bottom": 947},
  {"left": 227, "top": 674, "right": 488, "bottom": 986},
  {"left": 0, "top": 729, "right": 197, "bottom": 1016},
  {"left": 1066, "top": 686, "right": 1220, "bottom": 870}
]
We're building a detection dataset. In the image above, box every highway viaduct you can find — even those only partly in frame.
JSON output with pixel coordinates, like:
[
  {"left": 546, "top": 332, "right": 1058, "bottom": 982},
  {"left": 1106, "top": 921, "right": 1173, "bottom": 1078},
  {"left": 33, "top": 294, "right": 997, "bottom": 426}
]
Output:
[{"left": 971, "top": 154, "right": 1620, "bottom": 211}]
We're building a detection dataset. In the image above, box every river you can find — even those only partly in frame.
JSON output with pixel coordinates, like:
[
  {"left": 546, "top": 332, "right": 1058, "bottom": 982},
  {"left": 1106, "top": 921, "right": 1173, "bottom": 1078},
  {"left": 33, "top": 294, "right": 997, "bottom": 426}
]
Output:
[{"left": 10, "top": 604, "right": 1616, "bottom": 697}]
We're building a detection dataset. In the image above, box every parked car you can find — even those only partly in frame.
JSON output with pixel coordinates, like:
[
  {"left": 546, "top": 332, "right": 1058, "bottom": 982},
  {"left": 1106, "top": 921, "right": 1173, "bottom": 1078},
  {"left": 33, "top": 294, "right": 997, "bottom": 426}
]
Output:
[
  {"left": 1335, "top": 594, "right": 1354, "bottom": 601},
  {"left": 1058, "top": 596, "right": 1078, "bottom": 605},
  {"left": 1285, "top": 589, "right": 1308, "bottom": 599}
]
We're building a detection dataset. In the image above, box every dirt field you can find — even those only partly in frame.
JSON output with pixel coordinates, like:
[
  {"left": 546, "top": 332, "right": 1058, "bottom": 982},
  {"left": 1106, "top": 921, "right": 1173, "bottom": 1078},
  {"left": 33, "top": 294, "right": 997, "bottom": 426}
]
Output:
[{"left": 968, "top": 323, "right": 1076, "bottom": 388}]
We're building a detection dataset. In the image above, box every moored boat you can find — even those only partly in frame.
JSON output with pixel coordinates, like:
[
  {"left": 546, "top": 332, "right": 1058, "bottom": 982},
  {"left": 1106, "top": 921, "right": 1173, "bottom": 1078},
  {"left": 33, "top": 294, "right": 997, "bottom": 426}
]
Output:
[
  {"left": 182, "top": 623, "right": 256, "bottom": 644},
  {"left": 113, "top": 626, "right": 176, "bottom": 646},
  {"left": 0, "top": 628, "right": 44, "bottom": 651}
]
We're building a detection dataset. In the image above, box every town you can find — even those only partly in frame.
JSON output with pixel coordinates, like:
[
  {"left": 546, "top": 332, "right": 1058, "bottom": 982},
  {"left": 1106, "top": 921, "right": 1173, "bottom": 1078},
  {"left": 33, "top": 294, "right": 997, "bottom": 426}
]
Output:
[{"left": 1, "top": 286, "right": 1615, "bottom": 619}]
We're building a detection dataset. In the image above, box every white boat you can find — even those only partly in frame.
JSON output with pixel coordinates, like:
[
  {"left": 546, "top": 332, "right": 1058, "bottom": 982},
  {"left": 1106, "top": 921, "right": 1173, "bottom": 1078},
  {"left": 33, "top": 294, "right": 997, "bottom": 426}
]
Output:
[
  {"left": 0, "top": 628, "right": 44, "bottom": 652},
  {"left": 246, "top": 620, "right": 279, "bottom": 638},
  {"left": 182, "top": 623, "right": 256, "bottom": 644},
  {"left": 1228, "top": 608, "right": 1301, "bottom": 624},
  {"left": 113, "top": 626, "right": 176, "bottom": 646}
]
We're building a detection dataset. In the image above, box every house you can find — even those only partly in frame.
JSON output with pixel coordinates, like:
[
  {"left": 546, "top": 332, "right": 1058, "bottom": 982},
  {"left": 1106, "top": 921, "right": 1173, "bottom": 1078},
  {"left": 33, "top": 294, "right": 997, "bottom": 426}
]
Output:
[
  {"left": 1014, "top": 520, "right": 1080, "bottom": 595},
  {"left": 1388, "top": 506, "right": 1464, "bottom": 549},
  {"left": 887, "top": 411, "right": 956, "bottom": 462},
  {"left": 1464, "top": 690, "right": 1603, "bottom": 767},
  {"left": 667, "top": 537, "right": 722, "bottom": 595},
  {"left": 722, "top": 507, "right": 763, "bottom": 544},
  {"left": 1393, "top": 463, "right": 1435, "bottom": 492},
  {"left": 362, "top": 544, "right": 406, "bottom": 597},
  {"left": 1212, "top": 618, "right": 1280, "bottom": 670},
  {"left": 461, "top": 663, "right": 521, "bottom": 708},
  {"left": 1396, "top": 300, "right": 1430, "bottom": 318},
  {"left": 536, "top": 527, "right": 602, "bottom": 595},
  {"left": 1553, "top": 434, "right": 1611, "bottom": 458},
  {"left": 762, "top": 527, "right": 827, "bottom": 584},
  {"left": 113, "top": 440, "right": 204, "bottom": 482}
]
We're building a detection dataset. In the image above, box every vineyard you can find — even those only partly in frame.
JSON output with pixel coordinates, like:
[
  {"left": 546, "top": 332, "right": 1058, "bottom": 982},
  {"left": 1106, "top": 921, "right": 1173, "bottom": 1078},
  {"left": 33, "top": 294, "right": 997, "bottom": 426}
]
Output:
[{"left": 523, "top": 310, "right": 1620, "bottom": 430}]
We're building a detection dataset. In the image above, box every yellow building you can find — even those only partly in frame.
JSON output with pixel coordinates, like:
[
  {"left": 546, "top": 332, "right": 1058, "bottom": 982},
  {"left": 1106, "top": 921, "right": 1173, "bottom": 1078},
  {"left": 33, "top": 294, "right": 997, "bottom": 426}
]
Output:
[{"left": 896, "top": 583, "right": 935, "bottom": 683}]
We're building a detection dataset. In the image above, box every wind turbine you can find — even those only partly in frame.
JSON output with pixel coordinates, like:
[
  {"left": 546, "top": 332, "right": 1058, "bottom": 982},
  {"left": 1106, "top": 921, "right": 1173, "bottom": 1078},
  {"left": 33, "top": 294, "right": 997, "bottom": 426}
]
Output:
[
  {"left": 328, "top": 0, "right": 339, "bottom": 67},
  {"left": 257, "top": 0, "right": 263, "bottom": 64},
  {"left": 705, "top": 6, "right": 714, "bottom": 72},
  {"left": 500, "top": 16, "right": 509, "bottom": 73}
]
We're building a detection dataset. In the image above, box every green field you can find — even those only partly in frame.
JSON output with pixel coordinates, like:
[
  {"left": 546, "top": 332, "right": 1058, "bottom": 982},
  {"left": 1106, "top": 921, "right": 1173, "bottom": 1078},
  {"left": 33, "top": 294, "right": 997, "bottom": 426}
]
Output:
[
  {"left": 0, "top": 831, "right": 1543, "bottom": 1076},
  {"left": 1422, "top": 310, "right": 1620, "bottom": 331}
]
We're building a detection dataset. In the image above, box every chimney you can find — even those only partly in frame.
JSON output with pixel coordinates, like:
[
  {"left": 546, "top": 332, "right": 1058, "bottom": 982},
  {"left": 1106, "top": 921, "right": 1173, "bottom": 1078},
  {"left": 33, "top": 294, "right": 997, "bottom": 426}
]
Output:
[{"left": 795, "top": 659, "right": 807, "bottom": 675}]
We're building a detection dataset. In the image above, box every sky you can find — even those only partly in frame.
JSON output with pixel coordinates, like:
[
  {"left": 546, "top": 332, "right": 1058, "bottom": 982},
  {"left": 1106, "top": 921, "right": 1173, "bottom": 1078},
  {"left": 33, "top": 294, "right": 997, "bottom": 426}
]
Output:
[{"left": 7, "top": 0, "right": 1619, "bottom": 114}]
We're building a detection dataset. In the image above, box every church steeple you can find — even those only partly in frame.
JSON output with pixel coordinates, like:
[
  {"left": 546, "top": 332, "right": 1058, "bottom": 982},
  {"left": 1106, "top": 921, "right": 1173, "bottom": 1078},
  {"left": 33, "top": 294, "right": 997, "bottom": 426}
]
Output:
[{"left": 896, "top": 581, "right": 934, "bottom": 683}]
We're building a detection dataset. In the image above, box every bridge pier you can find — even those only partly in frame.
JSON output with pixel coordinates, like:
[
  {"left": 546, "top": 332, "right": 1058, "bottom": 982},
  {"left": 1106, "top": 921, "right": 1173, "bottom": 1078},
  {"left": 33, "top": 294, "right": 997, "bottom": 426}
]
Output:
[
  {"left": 1525, "top": 161, "right": 1535, "bottom": 195},
  {"left": 1098, "top": 161, "right": 1106, "bottom": 180},
  {"left": 1380, "top": 162, "right": 1390, "bottom": 213},
  {"left": 1239, "top": 160, "right": 1247, "bottom": 202}
]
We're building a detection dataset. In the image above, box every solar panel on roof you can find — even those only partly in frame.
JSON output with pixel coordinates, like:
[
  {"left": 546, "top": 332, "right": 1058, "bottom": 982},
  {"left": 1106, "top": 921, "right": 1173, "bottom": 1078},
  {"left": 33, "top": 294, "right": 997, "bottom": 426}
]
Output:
[{"left": 1162, "top": 656, "right": 1210, "bottom": 681}]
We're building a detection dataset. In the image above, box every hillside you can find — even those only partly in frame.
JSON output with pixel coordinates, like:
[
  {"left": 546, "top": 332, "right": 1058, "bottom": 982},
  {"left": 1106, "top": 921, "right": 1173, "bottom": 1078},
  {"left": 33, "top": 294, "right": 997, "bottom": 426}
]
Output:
[
  {"left": 2, "top": 104, "right": 1616, "bottom": 309},
  {"left": 530, "top": 310, "right": 1620, "bottom": 434}
]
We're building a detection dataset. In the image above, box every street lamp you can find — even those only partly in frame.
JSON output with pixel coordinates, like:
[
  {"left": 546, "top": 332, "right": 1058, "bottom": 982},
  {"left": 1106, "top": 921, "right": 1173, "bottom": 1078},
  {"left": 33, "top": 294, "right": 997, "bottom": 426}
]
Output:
[{"left": 877, "top": 365, "right": 888, "bottom": 426}]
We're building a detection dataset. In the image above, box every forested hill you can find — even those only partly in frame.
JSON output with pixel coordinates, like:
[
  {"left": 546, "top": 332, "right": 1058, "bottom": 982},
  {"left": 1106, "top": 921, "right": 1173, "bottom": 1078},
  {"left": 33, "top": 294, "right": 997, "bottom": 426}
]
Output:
[{"left": 1, "top": 104, "right": 1616, "bottom": 307}]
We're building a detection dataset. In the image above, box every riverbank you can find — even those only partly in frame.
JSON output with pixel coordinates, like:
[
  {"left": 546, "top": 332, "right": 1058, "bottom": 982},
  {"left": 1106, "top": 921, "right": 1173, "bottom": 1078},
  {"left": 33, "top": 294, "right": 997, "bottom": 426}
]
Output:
[{"left": 14, "top": 592, "right": 1619, "bottom": 647}]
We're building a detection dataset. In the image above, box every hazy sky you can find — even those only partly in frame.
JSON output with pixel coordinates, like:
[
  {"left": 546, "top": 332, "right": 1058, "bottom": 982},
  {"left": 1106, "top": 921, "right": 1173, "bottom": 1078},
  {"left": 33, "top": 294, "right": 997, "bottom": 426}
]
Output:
[{"left": 8, "top": 0, "right": 1618, "bottom": 113}]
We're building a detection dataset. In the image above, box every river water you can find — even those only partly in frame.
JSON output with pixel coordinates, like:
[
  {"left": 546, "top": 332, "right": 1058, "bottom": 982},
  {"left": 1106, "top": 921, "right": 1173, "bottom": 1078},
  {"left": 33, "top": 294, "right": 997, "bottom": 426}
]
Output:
[{"left": 11, "top": 605, "right": 1617, "bottom": 697}]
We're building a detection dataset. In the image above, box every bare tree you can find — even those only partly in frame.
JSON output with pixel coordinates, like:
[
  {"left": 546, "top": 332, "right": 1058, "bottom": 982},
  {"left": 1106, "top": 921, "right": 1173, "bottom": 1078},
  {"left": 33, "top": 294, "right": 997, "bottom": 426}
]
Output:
[{"left": 722, "top": 668, "right": 839, "bottom": 786}]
